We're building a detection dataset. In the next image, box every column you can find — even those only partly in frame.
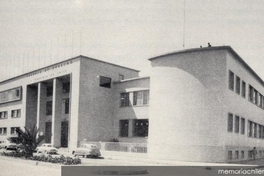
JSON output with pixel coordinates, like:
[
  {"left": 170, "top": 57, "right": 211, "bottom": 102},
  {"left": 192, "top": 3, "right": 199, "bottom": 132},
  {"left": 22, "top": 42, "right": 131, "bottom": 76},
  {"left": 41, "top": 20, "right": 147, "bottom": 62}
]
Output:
[
  {"left": 51, "top": 78, "right": 63, "bottom": 147},
  {"left": 36, "top": 82, "right": 46, "bottom": 135}
]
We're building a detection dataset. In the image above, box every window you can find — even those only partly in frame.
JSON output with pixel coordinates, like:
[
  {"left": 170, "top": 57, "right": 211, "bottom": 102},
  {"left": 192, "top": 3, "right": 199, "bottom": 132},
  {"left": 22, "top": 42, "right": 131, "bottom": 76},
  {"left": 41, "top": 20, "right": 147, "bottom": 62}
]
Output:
[
  {"left": 99, "top": 76, "right": 111, "bottom": 88},
  {"left": 119, "top": 120, "right": 129, "bottom": 137},
  {"left": 259, "top": 94, "right": 263, "bottom": 108},
  {"left": 0, "top": 128, "right": 7, "bottom": 135},
  {"left": 253, "top": 122, "right": 257, "bottom": 138},
  {"left": 228, "top": 113, "right": 233, "bottom": 132},
  {"left": 47, "top": 86, "right": 53, "bottom": 97},
  {"left": 254, "top": 89, "right": 258, "bottom": 104},
  {"left": 119, "top": 74, "right": 124, "bottom": 81},
  {"left": 229, "top": 71, "right": 234, "bottom": 90},
  {"left": 46, "top": 101, "right": 52, "bottom": 115},
  {"left": 64, "top": 98, "right": 69, "bottom": 114},
  {"left": 241, "top": 151, "right": 244, "bottom": 159},
  {"left": 262, "top": 127, "right": 264, "bottom": 139},
  {"left": 249, "top": 85, "right": 253, "bottom": 102},
  {"left": 11, "top": 127, "right": 20, "bottom": 135},
  {"left": 120, "top": 93, "right": 130, "bottom": 107},
  {"left": 228, "top": 151, "right": 232, "bottom": 160},
  {"left": 133, "top": 90, "right": 149, "bottom": 106},
  {"left": 235, "top": 76, "right": 240, "bottom": 94},
  {"left": 241, "top": 118, "right": 245, "bottom": 135},
  {"left": 133, "top": 119, "right": 148, "bottom": 137},
  {"left": 259, "top": 124, "right": 262, "bottom": 139},
  {"left": 235, "top": 115, "right": 239, "bottom": 133},
  {"left": 235, "top": 150, "right": 239, "bottom": 159},
  {"left": 0, "top": 111, "right": 8, "bottom": 119},
  {"left": 242, "top": 81, "right": 246, "bottom": 98},
  {"left": 62, "top": 82, "right": 70, "bottom": 93},
  {"left": 11, "top": 109, "right": 21, "bottom": 118},
  {"left": 248, "top": 120, "right": 253, "bottom": 137}
]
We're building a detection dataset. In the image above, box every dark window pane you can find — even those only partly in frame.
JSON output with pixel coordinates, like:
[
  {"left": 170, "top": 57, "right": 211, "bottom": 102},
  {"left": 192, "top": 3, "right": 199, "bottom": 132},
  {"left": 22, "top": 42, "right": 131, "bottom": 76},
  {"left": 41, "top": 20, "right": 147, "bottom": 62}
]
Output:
[
  {"left": 133, "top": 119, "right": 148, "bottom": 137},
  {"left": 100, "top": 76, "right": 111, "bottom": 88},
  {"left": 46, "top": 101, "right": 52, "bottom": 115},
  {"left": 229, "top": 71, "right": 234, "bottom": 90},
  {"left": 47, "top": 86, "right": 53, "bottom": 97},
  {"left": 120, "top": 120, "right": 129, "bottom": 137}
]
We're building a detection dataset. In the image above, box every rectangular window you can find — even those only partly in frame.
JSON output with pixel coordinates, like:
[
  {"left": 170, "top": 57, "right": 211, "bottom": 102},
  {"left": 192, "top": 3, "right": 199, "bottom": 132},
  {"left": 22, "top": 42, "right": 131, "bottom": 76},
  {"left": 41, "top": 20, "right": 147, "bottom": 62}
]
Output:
[
  {"left": 248, "top": 120, "right": 253, "bottom": 137},
  {"left": 235, "top": 76, "right": 240, "bottom": 94},
  {"left": 259, "top": 94, "right": 263, "bottom": 108},
  {"left": 228, "top": 113, "right": 233, "bottom": 132},
  {"left": 133, "top": 119, "right": 149, "bottom": 137},
  {"left": 119, "top": 74, "right": 124, "bottom": 81},
  {"left": 47, "top": 86, "right": 53, "bottom": 97},
  {"left": 249, "top": 85, "right": 254, "bottom": 102},
  {"left": 133, "top": 90, "right": 149, "bottom": 106},
  {"left": 229, "top": 71, "right": 234, "bottom": 90},
  {"left": 241, "top": 151, "right": 244, "bottom": 159},
  {"left": 119, "top": 120, "right": 129, "bottom": 137},
  {"left": 228, "top": 151, "right": 232, "bottom": 160},
  {"left": 64, "top": 98, "right": 69, "bottom": 114},
  {"left": 241, "top": 118, "right": 245, "bottom": 135},
  {"left": 262, "top": 126, "right": 264, "bottom": 139},
  {"left": 0, "top": 127, "right": 7, "bottom": 135},
  {"left": 11, "top": 127, "right": 20, "bottom": 135},
  {"left": 11, "top": 109, "right": 21, "bottom": 118},
  {"left": 254, "top": 89, "right": 258, "bottom": 105},
  {"left": 259, "top": 124, "right": 262, "bottom": 139},
  {"left": 46, "top": 101, "right": 52, "bottom": 116},
  {"left": 242, "top": 81, "right": 246, "bottom": 98},
  {"left": 235, "top": 150, "right": 239, "bottom": 159},
  {"left": 62, "top": 82, "right": 70, "bottom": 93},
  {"left": 235, "top": 115, "right": 239, "bottom": 133},
  {"left": 99, "top": 76, "right": 111, "bottom": 88},
  {"left": 253, "top": 123, "right": 257, "bottom": 138},
  {"left": 120, "top": 93, "right": 130, "bottom": 107},
  {"left": 0, "top": 111, "right": 8, "bottom": 119}
]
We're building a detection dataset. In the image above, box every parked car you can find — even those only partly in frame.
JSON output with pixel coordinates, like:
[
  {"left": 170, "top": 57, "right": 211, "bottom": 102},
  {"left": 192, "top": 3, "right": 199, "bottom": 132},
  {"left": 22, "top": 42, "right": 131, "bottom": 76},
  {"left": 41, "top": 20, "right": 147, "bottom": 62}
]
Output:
[
  {"left": 36, "top": 143, "right": 58, "bottom": 154},
  {"left": 5, "top": 143, "right": 17, "bottom": 151},
  {"left": 72, "top": 144, "right": 101, "bottom": 158}
]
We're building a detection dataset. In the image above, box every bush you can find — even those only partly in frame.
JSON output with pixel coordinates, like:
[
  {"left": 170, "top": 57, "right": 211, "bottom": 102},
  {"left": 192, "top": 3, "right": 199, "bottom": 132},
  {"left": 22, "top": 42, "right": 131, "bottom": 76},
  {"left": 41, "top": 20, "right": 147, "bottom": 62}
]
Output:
[{"left": 1, "top": 152, "right": 81, "bottom": 165}]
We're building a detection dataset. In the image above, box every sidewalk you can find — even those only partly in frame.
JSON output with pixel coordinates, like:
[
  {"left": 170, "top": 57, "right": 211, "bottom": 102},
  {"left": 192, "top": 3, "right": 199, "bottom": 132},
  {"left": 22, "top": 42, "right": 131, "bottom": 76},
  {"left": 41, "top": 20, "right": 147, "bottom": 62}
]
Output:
[{"left": 57, "top": 148, "right": 257, "bottom": 166}]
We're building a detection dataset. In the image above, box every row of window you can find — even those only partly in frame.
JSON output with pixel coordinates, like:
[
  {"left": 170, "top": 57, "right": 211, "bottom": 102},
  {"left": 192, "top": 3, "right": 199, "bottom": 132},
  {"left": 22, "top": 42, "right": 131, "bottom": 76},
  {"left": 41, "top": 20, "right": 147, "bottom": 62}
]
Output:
[
  {"left": 229, "top": 70, "right": 264, "bottom": 110},
  {"left": 227, "top": 113, "right": 245, "bottom": 134},
  {"left": 248, "top": 85, "right": 264, "bottom": 109},
  {"left": 229, "top": 70, "right": 246, "bottom": 98},
  {"left": 0, "top": 127, "right": 20, "bottom": 135},
  {"left": 46, "top": 99, "right": 69, "bottom": 116},
  {"left": 228, "top": 150, "right": 264, "bottom": 160},
  {"left": 0, "top": 109, "right": 21, "bottom": 119},
  {"left": 228, "top": 113, "right": 264, "bottom": 139},
  {"left": 121, "top": 90, "right": 149, "bottom": 107},
  {"left": 120, "top": 119, "right": 149, "bottom": 137},
  {"left": 46, "top": 82, "right": 70, "bottom": 97}
]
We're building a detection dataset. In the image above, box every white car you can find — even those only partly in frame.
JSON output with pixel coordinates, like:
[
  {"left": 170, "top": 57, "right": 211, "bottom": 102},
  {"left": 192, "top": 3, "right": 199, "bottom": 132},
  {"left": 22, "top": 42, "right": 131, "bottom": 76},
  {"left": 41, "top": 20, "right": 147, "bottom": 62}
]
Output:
[
  {"left": 36, "top": 143, "right": 58, "bottom": 154},
  {"left": 72, "top": 144, "right": 101, "bottom": 158}
]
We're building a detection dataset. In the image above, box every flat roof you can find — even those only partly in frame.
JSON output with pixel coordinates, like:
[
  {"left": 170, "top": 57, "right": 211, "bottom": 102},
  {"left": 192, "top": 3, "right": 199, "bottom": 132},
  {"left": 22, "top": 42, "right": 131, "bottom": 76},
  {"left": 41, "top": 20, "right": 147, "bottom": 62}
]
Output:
[
  {"left": 0, "top": 55, "right": 139, "bottom": 85},
  {"left": 149, "top": 46, "right": 264, "bottom": 86}
]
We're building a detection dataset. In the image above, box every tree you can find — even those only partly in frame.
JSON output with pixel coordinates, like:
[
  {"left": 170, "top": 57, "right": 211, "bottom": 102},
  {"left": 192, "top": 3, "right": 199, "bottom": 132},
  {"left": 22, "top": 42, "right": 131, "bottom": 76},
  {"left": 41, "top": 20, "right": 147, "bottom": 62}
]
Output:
[{"left": 8, "top": 125, "right": 45, "bottom": 158}]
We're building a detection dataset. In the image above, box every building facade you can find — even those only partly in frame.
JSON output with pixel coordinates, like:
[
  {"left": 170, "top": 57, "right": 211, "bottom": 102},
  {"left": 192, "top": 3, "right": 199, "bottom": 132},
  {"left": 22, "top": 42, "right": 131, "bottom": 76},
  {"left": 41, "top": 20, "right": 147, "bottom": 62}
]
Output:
[{"left": 0, "top": 46, "right": 263, "bottom": 163}]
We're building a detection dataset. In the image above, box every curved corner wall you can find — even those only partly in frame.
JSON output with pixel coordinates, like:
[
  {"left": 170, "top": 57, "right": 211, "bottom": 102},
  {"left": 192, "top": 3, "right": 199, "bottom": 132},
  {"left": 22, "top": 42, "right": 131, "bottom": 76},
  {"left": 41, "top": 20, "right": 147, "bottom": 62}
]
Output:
[{"left": 148, "top": 66, "right": 224, "bottom": 162}]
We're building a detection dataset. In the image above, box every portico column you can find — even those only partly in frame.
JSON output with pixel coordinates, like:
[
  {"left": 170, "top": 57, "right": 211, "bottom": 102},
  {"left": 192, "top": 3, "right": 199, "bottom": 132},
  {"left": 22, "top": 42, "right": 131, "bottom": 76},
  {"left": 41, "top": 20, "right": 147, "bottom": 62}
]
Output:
[
  {"left": 37, "top": 82, "right": 46, "bottom": 135},
  {"left": 51, "top": 78, "right": 63, "bottom": 147}
]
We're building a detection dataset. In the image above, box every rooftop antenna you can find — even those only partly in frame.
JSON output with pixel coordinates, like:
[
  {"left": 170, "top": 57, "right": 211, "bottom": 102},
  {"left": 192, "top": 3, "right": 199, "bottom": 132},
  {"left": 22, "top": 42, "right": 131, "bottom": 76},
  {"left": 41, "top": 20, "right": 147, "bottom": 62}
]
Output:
[{"left": 182, "top": 0, "right": 186, "bottom": 48}]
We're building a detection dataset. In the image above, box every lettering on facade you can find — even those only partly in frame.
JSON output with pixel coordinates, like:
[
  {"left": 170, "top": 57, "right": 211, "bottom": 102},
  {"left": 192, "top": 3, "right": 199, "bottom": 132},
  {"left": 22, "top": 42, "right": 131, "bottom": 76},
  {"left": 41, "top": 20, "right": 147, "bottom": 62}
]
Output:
[
  {"left": 0, "top": 87, "right": 22, "bottom": 104},
  {"left": 27, "top": 60, "right": 73, "bottom": 78}
]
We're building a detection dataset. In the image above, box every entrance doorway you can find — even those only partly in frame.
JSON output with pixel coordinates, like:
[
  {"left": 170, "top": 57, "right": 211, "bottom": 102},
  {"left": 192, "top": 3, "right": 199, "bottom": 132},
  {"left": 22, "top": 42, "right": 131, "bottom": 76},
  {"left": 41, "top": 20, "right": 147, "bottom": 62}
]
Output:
[
  {"left": 45, "top": 122, "right": 52, "bottom": 143},
  {"left": 61, "top": 121, "right": 69, "bottom": 147}
]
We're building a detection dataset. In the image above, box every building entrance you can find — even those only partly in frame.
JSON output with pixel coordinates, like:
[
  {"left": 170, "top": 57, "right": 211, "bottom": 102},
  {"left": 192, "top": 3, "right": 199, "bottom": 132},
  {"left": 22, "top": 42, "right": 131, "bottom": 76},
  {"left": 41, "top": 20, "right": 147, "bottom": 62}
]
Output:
[
  {"left": 45, "top": 122, "right": 52, "bottom": 143},
  {"left": 61, "top": 121, "right": 69, "bottom": 147}
]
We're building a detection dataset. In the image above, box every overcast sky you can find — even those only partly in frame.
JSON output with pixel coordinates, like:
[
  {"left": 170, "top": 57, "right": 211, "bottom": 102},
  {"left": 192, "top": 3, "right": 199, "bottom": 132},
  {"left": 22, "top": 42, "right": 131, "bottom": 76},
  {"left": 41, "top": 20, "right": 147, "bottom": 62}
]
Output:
[{"left": 0, "top": 0, "right": 263, "bottom": 80}]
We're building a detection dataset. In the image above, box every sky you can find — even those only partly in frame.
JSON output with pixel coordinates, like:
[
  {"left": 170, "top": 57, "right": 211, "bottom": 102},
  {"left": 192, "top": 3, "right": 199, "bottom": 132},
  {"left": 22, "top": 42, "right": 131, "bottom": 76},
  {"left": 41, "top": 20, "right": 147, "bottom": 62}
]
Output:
[{"left": 0, "top": 0, "right": 264, "bottom": 81}]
